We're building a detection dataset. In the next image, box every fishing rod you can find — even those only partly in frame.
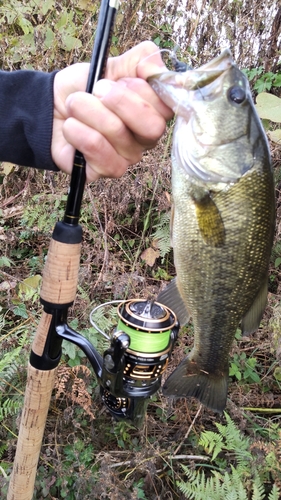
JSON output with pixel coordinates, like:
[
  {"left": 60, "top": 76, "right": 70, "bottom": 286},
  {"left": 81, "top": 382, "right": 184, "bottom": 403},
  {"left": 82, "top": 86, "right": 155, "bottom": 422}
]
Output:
[
  {"left": 7, "top": 1, "right": 119, "bottom": 498},
  {"left": 7, "top": 2, "right": 179, "bottom": 499}
]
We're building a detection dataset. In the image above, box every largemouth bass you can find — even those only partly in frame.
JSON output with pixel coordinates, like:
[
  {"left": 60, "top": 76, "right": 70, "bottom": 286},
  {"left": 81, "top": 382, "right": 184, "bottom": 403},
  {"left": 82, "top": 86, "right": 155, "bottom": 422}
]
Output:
[{"left": 149, "top": 50, "right": 275, "bottom": 413}]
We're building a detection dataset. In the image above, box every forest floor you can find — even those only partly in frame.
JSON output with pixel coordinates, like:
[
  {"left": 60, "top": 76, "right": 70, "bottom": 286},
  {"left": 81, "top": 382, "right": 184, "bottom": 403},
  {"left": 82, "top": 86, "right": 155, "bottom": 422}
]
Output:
[{"left": 1, "top": 133, "right": 281, "bottom": 499}]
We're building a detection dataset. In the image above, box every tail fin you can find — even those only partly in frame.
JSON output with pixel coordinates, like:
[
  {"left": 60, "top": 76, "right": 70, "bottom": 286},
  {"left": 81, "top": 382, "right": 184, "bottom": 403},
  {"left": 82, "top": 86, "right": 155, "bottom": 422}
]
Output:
[{"left": 162, "top": 356, "right": 228, "bottom": 413}]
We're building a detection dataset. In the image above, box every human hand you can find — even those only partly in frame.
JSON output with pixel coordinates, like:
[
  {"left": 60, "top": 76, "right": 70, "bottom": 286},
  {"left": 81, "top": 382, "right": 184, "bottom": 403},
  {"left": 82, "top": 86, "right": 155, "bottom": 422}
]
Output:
[{"left": 52, "top": 41, "right": 173, "bottom": 182}]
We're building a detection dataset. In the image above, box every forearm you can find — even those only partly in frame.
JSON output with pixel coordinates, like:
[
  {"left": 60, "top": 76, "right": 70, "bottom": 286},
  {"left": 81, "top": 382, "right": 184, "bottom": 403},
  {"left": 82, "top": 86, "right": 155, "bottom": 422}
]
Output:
[{"left": 0, "top": 70, "right": 58, "bottom": 171}]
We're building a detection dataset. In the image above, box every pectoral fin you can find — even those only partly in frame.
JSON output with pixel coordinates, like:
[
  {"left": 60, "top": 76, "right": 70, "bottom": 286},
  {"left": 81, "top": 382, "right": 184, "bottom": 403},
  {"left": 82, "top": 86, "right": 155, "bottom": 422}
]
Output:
[
  {"left": 241, "top": 277, "right": 268, "bottom": 336},
  {"left": 157, "top": 277, "right": 190, "bottom": 326},
  {"left": 193, "top": 193, "right": 225, "bottom": 247}
]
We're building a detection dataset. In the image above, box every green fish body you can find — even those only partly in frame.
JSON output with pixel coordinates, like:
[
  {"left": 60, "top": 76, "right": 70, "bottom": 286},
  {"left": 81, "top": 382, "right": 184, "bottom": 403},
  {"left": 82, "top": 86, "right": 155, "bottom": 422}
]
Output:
[{"left": 150, "top": 50, "right": 275, "bottom": 412}]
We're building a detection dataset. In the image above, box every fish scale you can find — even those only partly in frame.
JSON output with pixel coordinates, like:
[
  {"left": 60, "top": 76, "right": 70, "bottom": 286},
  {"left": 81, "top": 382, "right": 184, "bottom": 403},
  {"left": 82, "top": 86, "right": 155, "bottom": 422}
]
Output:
[{"left": 150, "top": 50, "right": 275, "bottom": 412}]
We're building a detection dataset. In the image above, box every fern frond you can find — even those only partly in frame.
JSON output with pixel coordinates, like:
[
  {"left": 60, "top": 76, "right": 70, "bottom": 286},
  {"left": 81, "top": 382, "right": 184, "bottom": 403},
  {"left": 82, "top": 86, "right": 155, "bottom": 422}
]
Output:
[
  {"left": 215, "top": 413, "right": 252, "bottom": 471},
  {"left": 152, "top": 211, "right": 171, "bottom": 260},
  {"left": 0, "top": 332, "right": 27, "bottom": 387},
  {"left": 251, "top": 474, "right": 266, "bottom": 500},
  {"left": 177, "top": 465, "right": 247, "bottom": 500},
  {"left": 0, "top": 443, "right": 7, "bottom": 460},
  {"left": 268, "top": 484, "right": 281, "bottom": 500},
  {"left": 0, "top": 362, "right": 19, "bottom": 391},
  {"left": 0, "top": 398, "right": 20, "bottom": 422},
  {"left": 199, "top": 430, "right": 224, "bottom": 461}
]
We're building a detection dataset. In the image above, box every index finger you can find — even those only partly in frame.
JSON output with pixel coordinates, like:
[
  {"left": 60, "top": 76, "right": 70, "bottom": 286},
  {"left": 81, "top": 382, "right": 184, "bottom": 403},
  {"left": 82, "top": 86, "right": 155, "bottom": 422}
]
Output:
[{"left": 105, "top": 41, "right": 168, "bottom": 81}]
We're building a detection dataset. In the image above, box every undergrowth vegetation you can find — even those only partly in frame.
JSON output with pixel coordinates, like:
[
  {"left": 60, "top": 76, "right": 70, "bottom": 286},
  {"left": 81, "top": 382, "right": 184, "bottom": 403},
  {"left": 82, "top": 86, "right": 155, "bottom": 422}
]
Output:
[{"left": 1, "top": 0, "right": 281, "bottom": 499}]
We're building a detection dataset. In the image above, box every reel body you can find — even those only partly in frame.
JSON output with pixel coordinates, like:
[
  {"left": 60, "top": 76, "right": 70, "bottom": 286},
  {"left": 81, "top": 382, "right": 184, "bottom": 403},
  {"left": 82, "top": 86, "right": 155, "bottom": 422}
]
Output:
[
  {"left": 99, "top": 299, "right": 179, "bottom": 425},
  {"left": 56, "top": 298, "right": 179, "bottom": 427}
]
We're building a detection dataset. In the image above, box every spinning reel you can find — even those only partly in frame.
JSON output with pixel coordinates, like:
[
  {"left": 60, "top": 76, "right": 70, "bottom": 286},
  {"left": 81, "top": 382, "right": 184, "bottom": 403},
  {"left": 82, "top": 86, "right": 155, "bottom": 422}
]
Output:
[
  {"left": 54, "top": 298, "right": 179, "bottom": 427},
  {"left": 92, "top": 299, "right": 179, "bottom": 426}
]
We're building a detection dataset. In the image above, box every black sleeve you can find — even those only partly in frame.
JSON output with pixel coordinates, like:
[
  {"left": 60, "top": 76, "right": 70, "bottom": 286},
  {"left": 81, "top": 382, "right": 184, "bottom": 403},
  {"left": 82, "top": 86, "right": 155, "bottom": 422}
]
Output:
[{"left": 0, "top": 70, "right": 59, "bottom": 171}]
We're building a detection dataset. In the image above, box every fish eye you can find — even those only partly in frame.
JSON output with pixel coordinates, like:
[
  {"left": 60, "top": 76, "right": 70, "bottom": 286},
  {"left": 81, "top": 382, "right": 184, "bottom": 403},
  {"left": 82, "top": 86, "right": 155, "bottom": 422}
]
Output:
[{"left": 227, "top": 86, "right": 246, "bottom": 104}]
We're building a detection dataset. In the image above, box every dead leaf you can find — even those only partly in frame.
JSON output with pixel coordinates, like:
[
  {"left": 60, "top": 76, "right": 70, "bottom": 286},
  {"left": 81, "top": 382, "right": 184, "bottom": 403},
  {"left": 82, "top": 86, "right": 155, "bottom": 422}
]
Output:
[
  {"left": 268, "top": 128, "right": 281, "bottom": 144},
  {"left": 0, "top": 280, "right": 17, "bottom": 292},
  {"left": 1, "top": 162, "right": 15, "bottom": 176},
  {"left": 140, "top": 247, "right": 160, "bottom": 267}
]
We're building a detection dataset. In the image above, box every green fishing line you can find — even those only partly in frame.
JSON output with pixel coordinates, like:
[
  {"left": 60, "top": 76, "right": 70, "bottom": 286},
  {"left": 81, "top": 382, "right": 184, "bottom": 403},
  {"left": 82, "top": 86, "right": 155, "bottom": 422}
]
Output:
[{"left": 117, "top": 319, "right": 170, "bottom": 353}]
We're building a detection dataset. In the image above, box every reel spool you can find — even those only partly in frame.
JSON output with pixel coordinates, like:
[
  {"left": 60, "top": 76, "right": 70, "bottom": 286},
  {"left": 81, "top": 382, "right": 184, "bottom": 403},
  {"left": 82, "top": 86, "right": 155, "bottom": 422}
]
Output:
[{"left": 90, "top": 299, "right": 179, "bottom": 426}]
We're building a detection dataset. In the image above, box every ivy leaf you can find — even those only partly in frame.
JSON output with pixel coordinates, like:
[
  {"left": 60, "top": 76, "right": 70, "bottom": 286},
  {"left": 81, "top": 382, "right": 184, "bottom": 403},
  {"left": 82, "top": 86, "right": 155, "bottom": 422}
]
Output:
[
  {"left": 44, "top": 28, "right": 55, "bottom": 49},
  {"left": 17, "top": 16, "right": 33, "bottom": 35},
  {"left": 62, "top": 339, "right": 77, "bottom": 360},
  {"left": 19, "top": 275, "right": 41, "bottom": 293},
  {"left": 273, "top": 74, "right": 281, "bottom": 87},
  {"left": 11, "top": 303, "right": 28, "bottom": 318},
  {"left": 42, "top": 0, "right": 55, "bottom": 15},
  {"left": 61, "top": 34, "right": 82, "bottom": 51}
]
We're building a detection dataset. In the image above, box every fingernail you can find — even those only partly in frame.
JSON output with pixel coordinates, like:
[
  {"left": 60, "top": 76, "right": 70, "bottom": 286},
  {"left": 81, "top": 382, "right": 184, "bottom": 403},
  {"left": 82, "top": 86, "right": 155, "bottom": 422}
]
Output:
[{"left": 93, "top": 79, "right": 114, "bottom": 97}]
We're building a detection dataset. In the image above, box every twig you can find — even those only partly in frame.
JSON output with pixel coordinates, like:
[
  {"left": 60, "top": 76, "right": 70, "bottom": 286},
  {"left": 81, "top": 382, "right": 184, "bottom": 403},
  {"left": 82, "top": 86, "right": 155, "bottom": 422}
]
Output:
[
  {"left": 0, "top": 178, "right": 29, "bottom": 208},
  {"left": 87, "top": 185, "right": 109, "bottom": 291},
  {"left": 242, "top": 407, "right": 281, "bottom": 413},
  {"left": 168, "top": 454, "right": 209, "bottom": 461},
  {"left": 109, "top": 460, "right": 132, "bottom": 468},
  {"left": 173, "top": 404, "right": 202, "bottom": 457}
]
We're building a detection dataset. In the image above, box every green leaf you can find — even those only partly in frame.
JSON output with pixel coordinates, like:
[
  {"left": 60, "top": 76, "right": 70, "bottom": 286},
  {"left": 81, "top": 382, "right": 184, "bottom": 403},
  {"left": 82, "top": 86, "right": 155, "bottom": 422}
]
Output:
[
  {"left": 44, "top": 27, "right": 55, "bottom": 49},
  {"left": 274, "top": 257, "right": 281, "bottom": 268},
  {"left": 61, "top": 34, "right": 82, "bottom": 51},
  {"left": 273, "top": 366, "right": 281, "bottom": 381},
  {"left": 229, "top": 363, "right": 241, "bottom": 380},
  {"left": 19, "top": 275, "right": 41, "bottom": 297},
  {"left": 41, "top": 0, "right": 55, "bottom": 15},
  {"left": 56, "top": 11, "right": 69, "bottom": 30},
  {"left": 153, "top": 36, "right": 161, "bottom": 46},
  {"left": 273, "top": 74, "right": 281, "bottom": 87},
  {"left": 0, "top": 256, "right": 13, "bottom": 267},
  {"left": 62, "top": 339, "right": 77, "bottom": 360},
  {"left": 256, "top": 93, "right": 281, "bottom": 123},
  {"left": 17, "top": 16, "right": 33, "bottom": 35},
  {"left": 12, "top": 303, "right": 28, "bottom": 318},
  {"left": 246, "top": 66, "right": 263, "bottom": 81},
  {"left": 68, "top": 355, "right": 83, "bottom": 367}
]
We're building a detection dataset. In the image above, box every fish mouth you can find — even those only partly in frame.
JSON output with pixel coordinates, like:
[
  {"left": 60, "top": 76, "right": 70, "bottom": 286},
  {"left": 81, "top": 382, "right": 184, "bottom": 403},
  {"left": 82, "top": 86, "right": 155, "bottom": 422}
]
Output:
[
  {"left": 148, "top": 49, "right": 234, "bottom": 119},
  {"left": 149, "top": 49, "right": 233, "bottom": 93}
]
